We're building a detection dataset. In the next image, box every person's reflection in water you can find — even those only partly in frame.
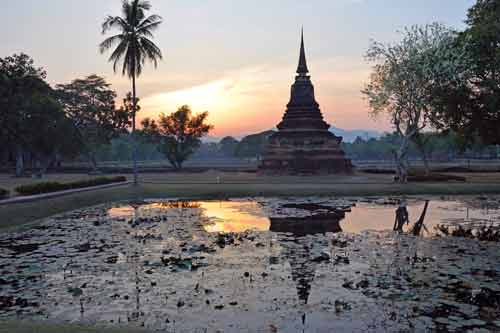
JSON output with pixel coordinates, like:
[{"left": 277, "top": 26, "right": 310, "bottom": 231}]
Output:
[{"left": 270, "top": 211, "right": 346, "bottom": 330}]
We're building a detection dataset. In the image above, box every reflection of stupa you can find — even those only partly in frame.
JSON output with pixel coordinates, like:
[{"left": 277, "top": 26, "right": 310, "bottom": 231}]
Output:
[
  {"left": 281, "top": 238, "right": 318, "bottom": 305},
  {"left": 260, "top": 30, "right": 352, "bottom": 175},
  {"left": 270, "top": 213, "right": 343, "bottom": 237},
  {"left": 272, "top": 212, "right": 345, "bottom": 305}
]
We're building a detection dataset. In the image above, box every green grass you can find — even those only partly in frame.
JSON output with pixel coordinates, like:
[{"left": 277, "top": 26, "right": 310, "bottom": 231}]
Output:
[
  {"left": 2, "top": 181, "right": 500, "bottom": 232},
  {"left": 0, "top": 321, "right": 150, "bottom": 333}
]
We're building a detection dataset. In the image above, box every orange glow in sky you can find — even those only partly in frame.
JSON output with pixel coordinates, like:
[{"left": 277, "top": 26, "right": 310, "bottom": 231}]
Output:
[
  {"left": 139, "top": 61, "right": 390, "bottom": 137},
  {"left": 2, "top": 1, "right": 470, "bottom": 138}
]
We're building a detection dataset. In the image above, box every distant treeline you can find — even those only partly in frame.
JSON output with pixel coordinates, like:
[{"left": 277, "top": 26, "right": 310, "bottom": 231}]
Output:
[
  {"left": 86, "top": 130, "right": 498, "bottom": 163},
  {"left": 90, "top": 130, "right": 275, "bottom": 162},
  {"left": 343, "top": 132, "right": 499, "bottom": 161}
]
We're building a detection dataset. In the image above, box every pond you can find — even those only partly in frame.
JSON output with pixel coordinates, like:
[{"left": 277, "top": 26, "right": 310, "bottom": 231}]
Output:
[{"left": 1, "top": 196, "right": 500, "bottom": 332}]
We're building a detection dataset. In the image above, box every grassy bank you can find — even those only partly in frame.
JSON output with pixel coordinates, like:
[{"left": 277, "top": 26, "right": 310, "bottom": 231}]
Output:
[
  {"left": 0, "top": 321, "right": 149, "bottom": 333},
  {"left": 2, "top": 181, "right": 500, "bottom": 232}
]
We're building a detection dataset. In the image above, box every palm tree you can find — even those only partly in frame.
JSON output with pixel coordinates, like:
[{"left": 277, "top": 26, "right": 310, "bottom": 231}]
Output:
[{"left": 100, "top": 0, "right": 163, "bottom": 185}]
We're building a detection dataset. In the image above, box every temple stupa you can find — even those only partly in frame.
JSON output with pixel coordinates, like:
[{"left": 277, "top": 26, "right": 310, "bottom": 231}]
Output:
[{"left": 260, "top": 30, "right": 352, "bottom": 174}]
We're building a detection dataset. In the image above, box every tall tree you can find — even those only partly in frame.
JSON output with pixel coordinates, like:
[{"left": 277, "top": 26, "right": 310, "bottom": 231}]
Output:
[
  {"left": 362, "top": 23, "right": 457, "bottom": 182},
  {"left": 100, "top": 0, "right": 163, "bottom": 184},
  {"left": 24, "top": 94, "right": 81, "bottom": 176},
  {"left": 56, "top": 75, "right": 131, "bottom": 172},
  {"left": 0, "top": 53, "right": 73, "bottom": 176},
  {"left": 429, "top": 0, "right": 500, "bottom": 145},
  {"left": 144, "top": 106, "right": 212, "bottom": 170}
]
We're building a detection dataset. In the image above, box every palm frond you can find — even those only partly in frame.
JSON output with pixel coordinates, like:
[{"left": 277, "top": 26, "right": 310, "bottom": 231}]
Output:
[
  {"left": 137, "top": 14, "right": 162, "bottom": 30},
  {"left": 108, "top": 40, "right": 129, "bottom": 73},
  {"left": 137, "top": 21, "right": 163, "bottom": 38},
  {"left": 139, "top": 37, "right": 163, "bottom": 67},
  {"left": 102, "top": 16, "right": 128, "bottom": 34},
  {"left": 99, "top": 34, "right": 124, "bottom": 54},
  {"left": 120, "top": 41, "right": 136, "bottom": 77}
]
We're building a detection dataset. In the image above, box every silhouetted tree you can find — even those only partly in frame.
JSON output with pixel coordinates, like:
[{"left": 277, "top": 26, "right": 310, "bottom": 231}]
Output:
[
  {"left": 429, "top": 0, "right": 500, "bottom": 145},
  {"left": 153, "top": 105, "right": 213, "bottom": 169},
  {"left": 56, "top": 75, "right": 131, "bottom": 172},
  {"left": 0, "top": 53, "right": 78, "bottom": 176},
  {"left": 235, "top": 131, "right": 275, "bottom": 159},
  {"left": 100, "top": 0, "right": 163, "bottom": 184},
  {"left": 363, "top": 23, "right": 456, "bottom": 182},
  {"left": 219, "top": 136, "right": 239, "bottom": 156},
  {"left": 0, "top": 54, "right": 46, "bottom": 176},
  {"left": 138, "top": 117, "right": 161, "bottom": 143}
]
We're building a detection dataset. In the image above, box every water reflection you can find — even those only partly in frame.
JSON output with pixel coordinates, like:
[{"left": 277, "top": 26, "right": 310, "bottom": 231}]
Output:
[
  {"left": 108, "top": 197, "right": 500, "bottom": 235},
  {"left": 270, "top": 211, "right": 346, "bottom": 331},
  {"left": 273, "top": 216, "right": 343, "bottom": 304},
  {"left": 270, "top": 213, "right": 344, "bottom": 236},
  {"left": 341, "top": 198, "right": 500, "bottom": 234},
  {"left": 108, "top": 200, "right": 270, "bottom": 233},
  {"left": 2, "top": 196, "right": 500, "bottom": 331},
  {"left": 108, "top": 199, "right": 347, "bottom": 309},
  {"left": 200, "top": 201, "right": 270, "bottom": 233}
]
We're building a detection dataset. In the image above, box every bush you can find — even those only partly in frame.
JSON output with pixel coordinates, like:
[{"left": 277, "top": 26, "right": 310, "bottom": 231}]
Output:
[
  {"left": 0, "top": 188, "right": 9, "bottom": 199},
  {"left": 15, "top": 176, "right": 127, "bottom": 196},
  {"left": 394, "top": 172, "right": 466, "bottom": 182},
  {"left": 407, "top": 173, "right": 466, "bottom": 182},
  {"left": 361, "top": 168, "right": 396, "bottom": 175}
]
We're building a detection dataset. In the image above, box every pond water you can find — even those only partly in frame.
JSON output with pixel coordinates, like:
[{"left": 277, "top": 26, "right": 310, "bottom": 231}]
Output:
[
  {"left": 107, "top": 197, "right": 500, "bottom": 235},
  {"left": 1, "top": 196, "right": 500, "bottom": 332}
]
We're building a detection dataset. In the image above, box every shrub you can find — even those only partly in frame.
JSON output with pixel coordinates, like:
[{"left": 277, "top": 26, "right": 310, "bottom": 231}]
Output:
[
  {"left": 361, "top": 168, "right": 396, "bottom": 175},
  {"left": 0, "top": 188, "right": 9, "bottom": 199},
  {"left": 394, "top": 172, "right": 466, "bottom": 182},
  {"left": 15, "top": 176, "right": 127, "bottom": 196},
  {"left": 407, "top": 173, "right": 466, "bottom": 182}
]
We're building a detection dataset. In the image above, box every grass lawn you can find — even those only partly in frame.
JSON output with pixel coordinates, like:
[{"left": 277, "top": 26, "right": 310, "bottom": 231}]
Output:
[
  {"left": 1, "top": 171, "right": 500, "bottom": 231},
  {"left": 0, "top": 321, "right": 150, "bottom": 333}
]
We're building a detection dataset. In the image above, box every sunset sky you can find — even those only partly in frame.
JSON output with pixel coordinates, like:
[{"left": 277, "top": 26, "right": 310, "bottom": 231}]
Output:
[{"left": 2, "top": 0, "right": 474, "bottom": 137}]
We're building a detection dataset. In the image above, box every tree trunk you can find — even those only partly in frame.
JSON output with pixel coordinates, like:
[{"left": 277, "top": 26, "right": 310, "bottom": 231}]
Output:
[
  {"left": 421, "top": 151, "right": 430, "bottom": 176},
  {"left": 15, "top": 145, "right": 24, "bottom": 177},
  {"left": 39, "top": 154, "right": 54, "bottom": 177},
  {"left": 54, "top": 153, "right": 62, "bottom": 171},
  {"left": 132, "top": 69, "right": 139, "bottom": 186},
  {"left": 414, "top": 136, "right": 430, "bottom": 176},
  {"left": 411, "top": 200, "right": 430, "bottom": 236},
  {"left": 33, "top": 157, "right": 42, "bottom": 178},
  {"left": 88, "top": 153, "right": 98, "bottom": 173},
  {"left": 167, "top": 155, "right": 182, "bottom": 171},
  {"left": 394, "top": 135, "right": 411, "bottom": 183}
]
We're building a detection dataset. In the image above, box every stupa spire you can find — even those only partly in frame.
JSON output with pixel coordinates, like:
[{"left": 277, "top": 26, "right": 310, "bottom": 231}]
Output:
[{"left": 297, "top": 28, "right": 309, "bottom": 75}]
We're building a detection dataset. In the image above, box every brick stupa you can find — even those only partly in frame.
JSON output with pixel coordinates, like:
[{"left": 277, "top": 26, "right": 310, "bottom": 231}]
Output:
[{"left": 260, "top": 31, "right": 352, "bottom": 174}]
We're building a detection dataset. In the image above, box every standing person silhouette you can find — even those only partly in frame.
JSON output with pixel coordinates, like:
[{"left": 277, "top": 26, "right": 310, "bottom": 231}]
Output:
[{"left": 394, "top": 200, "right": 409, "bottom": 232}]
